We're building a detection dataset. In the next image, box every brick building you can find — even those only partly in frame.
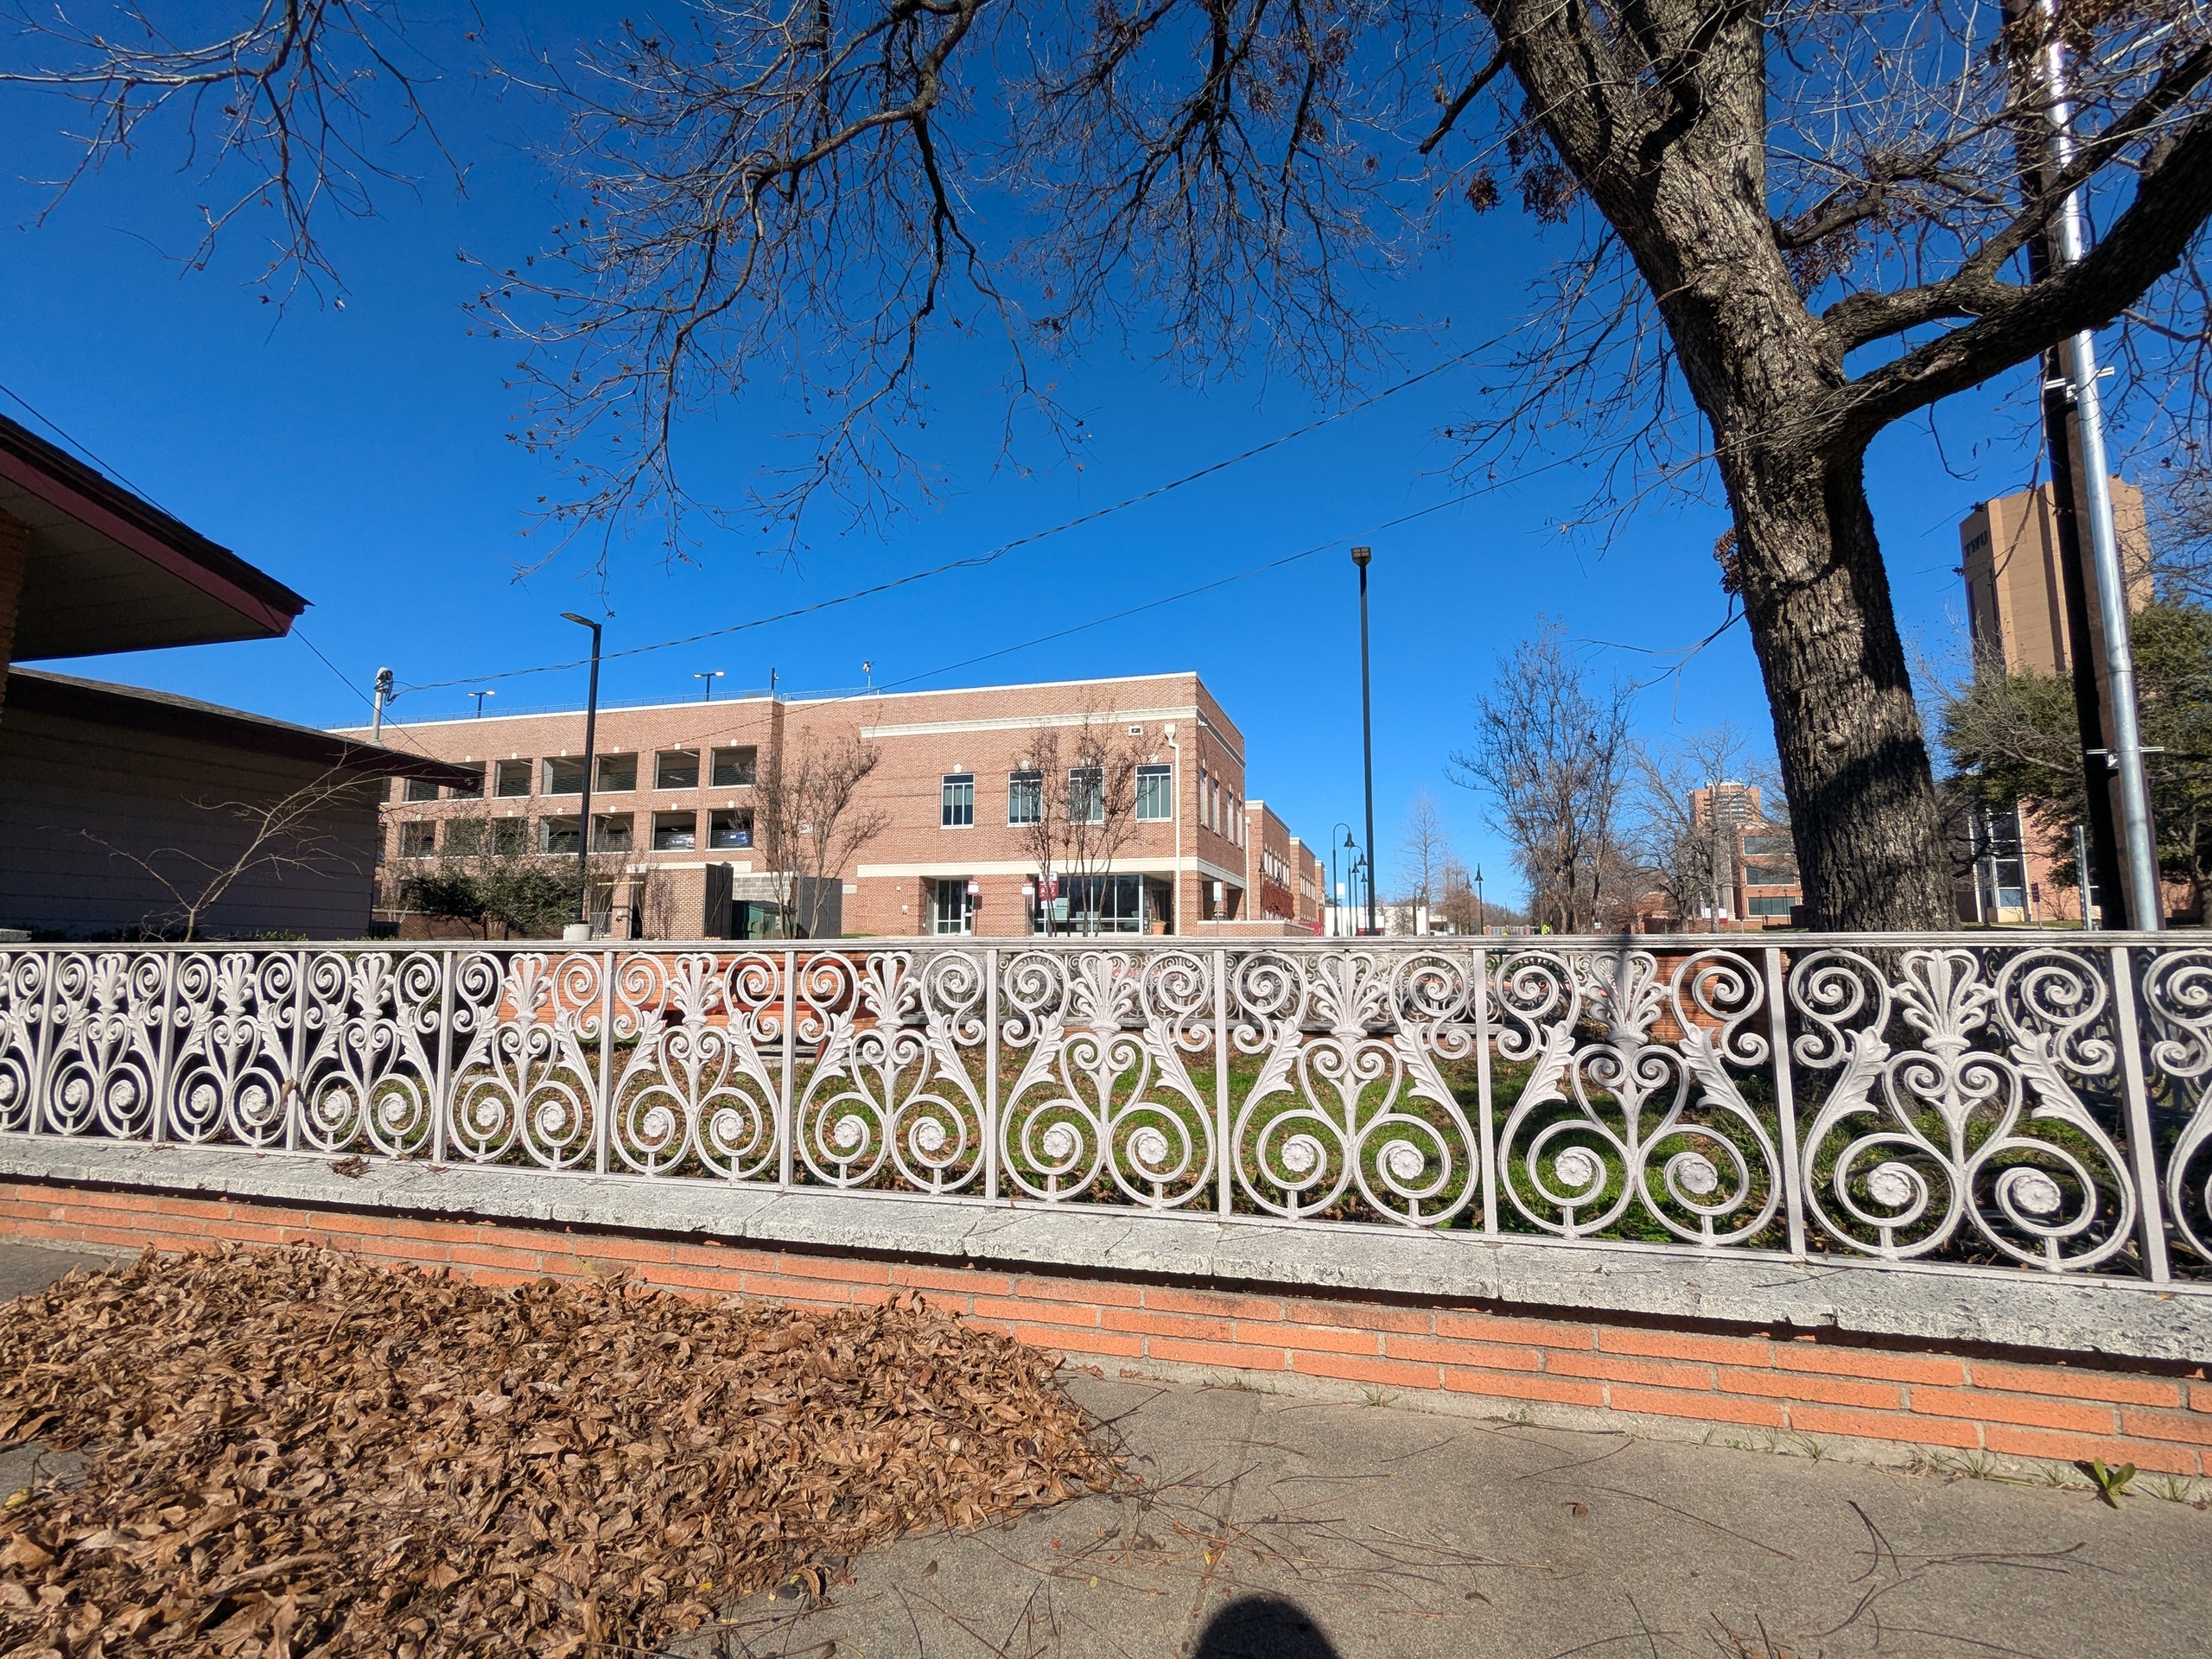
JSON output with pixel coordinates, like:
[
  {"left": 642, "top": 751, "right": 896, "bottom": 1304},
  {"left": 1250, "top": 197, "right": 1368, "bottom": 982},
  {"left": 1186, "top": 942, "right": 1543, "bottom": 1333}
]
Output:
[
  {"left": 348, "top": 671, "right": 1328, "bottom": 939},
  {"left": 1956, "top": 480, "right": 2158, "bottom": 924}
]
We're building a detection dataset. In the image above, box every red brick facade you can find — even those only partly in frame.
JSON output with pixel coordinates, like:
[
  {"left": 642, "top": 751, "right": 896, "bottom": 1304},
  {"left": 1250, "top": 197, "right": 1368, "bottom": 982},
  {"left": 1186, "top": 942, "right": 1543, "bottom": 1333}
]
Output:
[
  {"left": 6, "top": 1179, "right": 2209, "bottom": 1476},
  {"left": 343, "top": 672, "right": 1322, "bottom": 938}
]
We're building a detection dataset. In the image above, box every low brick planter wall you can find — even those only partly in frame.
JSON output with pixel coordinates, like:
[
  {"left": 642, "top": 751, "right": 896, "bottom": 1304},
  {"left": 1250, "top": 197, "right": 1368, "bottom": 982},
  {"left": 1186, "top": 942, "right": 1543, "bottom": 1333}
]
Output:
[{"left": 5, "top": 1174, "right": 2209, "bottom": 1480}]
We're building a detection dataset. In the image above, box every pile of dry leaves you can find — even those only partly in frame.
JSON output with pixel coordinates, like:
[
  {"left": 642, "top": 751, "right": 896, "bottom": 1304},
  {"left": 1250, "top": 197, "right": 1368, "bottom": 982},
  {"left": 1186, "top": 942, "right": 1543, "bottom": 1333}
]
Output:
[{"left": 0, "top": 1245, "right": 1122, "bottom": 1656}]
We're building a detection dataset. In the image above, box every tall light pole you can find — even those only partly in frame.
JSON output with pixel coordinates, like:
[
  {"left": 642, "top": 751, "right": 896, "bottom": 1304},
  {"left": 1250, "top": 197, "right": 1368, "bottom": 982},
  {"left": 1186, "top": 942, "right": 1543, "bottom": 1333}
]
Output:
[
  {"left": 694, "top": 670, "right": 724, "bottom": 702},
  {"left": 370, "top": 667, "right": 393, "bottom": 741},
  {"left": 1351, "top": 544, "right": 1377, "bottom": 937},
  {"left": 561, "top": 613, "right": 603, "bottom": 936},
  {"left": 1474, "top": 863, "right": 1484, "bottom": 937},
  {"left": 468, "top": 689, "right": 495, "bottom": 718}
]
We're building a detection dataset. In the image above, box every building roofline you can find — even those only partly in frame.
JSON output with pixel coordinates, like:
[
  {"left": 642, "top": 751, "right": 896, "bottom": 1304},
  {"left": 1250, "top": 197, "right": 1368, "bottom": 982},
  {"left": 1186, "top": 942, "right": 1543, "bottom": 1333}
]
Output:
[
  {"left": 338, "top": 669, "right": 1231, "bottom": 738},
  {"left": 0, "top": 413, "right": 307, "bottom": 638},
  {"left": 10, "top": 670, "right": 473, "bottom": 785}
]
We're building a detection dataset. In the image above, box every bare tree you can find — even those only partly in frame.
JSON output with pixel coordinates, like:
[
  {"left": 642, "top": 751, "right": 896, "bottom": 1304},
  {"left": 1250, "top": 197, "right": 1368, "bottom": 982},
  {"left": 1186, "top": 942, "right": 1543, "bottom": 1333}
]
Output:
[
  {"left": 751, "top": 731, "right": 888, "bottom": 938},
  {"left": 20, "top": 2, "right": 2212, "bottom": 926},
  {"left": 1013, "top": 718, "right": 1147, "bottom": 934},
  {"left": 1624, "top": 724, "right": 1751, "bottom": 931},
  {"left": 81, "top": 766, "right": 379, "bottom": 940},
  {"left": 1394, "top": 790, "right": 1455, "bottom": 915},
  {"left": 1451, "top": 620, "right": 1634, "bottom": 934}
]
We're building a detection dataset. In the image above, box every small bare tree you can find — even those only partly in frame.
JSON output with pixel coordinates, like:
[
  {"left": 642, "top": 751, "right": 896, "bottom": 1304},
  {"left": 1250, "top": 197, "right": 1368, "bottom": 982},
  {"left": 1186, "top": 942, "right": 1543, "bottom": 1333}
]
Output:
[
  {"left": 80, "top": 766, "right": 379, "bottom": 941},
  {"left": 752, "top": 732, "right": 888, "bottom": 938},
  {"left": 1014, "top": 719, "right": 1147, "bottom": 934},
  {"left": 1395, "top": 791, "right": 1455, "bottom": 913},
  {"left": 1451, "top": 620, "right": 1634, "bottom": 935},
  {"left": 1624, "top": 724, "right": 1752, "bottom": 931}
]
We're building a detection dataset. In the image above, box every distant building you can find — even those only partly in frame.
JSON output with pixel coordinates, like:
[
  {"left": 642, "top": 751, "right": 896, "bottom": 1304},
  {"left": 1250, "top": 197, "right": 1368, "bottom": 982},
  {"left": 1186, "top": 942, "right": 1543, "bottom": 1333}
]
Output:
[
  {"left": 1960, "top": 479, "right": 2149, "bottom": 678},
  {"left": 1630, "top": 782, "right": 1802, "bottom": 932},
  {"left": 343, "top": 672, "right": 1326, "bottom": 939},
  {"left": 1955, "top": 480, "right": 2154, "bottom": 925}
]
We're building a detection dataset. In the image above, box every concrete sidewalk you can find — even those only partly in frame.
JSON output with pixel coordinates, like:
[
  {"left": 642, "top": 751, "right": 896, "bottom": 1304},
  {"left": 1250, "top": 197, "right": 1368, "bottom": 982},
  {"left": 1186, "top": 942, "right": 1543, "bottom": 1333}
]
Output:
[
  {"left": 4, "top": 1244, "right": 2205, "bottom": 1658},
  {"left": 680, "top": 1366, "right": 2210, "bottom": 1658}
]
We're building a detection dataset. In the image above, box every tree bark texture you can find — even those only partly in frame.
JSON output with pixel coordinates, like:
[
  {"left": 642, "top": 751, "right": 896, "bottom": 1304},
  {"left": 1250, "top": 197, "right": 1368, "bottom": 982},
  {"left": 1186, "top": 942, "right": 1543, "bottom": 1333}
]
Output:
[{"left": 1491, "top": 0, "right": 1956, "bottom": 926}]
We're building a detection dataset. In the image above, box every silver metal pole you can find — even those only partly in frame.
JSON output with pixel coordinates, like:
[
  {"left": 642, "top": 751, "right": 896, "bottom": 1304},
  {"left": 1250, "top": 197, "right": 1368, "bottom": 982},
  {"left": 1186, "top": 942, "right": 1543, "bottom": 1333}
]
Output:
[
  {"left": 370, "top": 666, "right": 392, "bottom": 741},
  {"left": 2073, "top": 822, "right": 2098, "bottom": 929},
  {"left": 2041, "top": 4, "right": 2160, "bottom": 930}
]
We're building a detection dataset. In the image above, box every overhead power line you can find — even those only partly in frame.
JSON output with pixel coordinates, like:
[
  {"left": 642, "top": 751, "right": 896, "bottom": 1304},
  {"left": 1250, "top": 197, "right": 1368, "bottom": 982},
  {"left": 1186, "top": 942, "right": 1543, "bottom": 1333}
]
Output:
[{"left": 393, "top": 345, "right": 1488, "bottom": 701}]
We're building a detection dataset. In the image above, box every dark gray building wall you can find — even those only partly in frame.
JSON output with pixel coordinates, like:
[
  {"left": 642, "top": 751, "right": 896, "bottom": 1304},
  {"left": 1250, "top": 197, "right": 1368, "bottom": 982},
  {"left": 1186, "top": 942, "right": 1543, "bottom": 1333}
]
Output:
[{"left": 0, "top": 701, "right": 385, "bottom": 939}]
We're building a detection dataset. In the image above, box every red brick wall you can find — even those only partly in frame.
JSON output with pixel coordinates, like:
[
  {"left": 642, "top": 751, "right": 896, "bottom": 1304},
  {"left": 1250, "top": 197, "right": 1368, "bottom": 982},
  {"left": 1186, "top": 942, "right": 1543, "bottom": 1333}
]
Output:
[{"left": 5, "top": 1179, "right": 2208, "bottom": 1477}]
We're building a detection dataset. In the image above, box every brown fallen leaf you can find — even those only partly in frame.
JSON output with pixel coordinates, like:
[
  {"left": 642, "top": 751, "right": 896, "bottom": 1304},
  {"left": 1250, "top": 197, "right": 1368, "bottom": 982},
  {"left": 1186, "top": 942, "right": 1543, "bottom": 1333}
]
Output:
[{"left": 0, "top": 1243, "right": 1126, "bottom": 1657}]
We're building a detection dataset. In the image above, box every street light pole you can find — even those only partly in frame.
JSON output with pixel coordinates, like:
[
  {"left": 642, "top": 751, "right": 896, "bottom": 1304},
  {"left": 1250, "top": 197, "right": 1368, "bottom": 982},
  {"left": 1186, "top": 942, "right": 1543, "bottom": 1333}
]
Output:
[
  {"left": 1351, "top": 545, "right": 1377, "bottom": 937},
  {"left": 694, "top": 671, "right": 724, "bottom": 702},
  {"left": 561, "top": 613, "right": 603, "bottom": 937},
  {"left": 1474, "top": 864, "right": 1484, "bottom": 937},
  {"left": 370, "top": 667, "right": 393, "bottom": 741},
  {"left": 468, "top": 689, "right": 495, "bottom": 718},
  {"left": 1330, "top": 821, "right": 1355, "bottom": 938}
]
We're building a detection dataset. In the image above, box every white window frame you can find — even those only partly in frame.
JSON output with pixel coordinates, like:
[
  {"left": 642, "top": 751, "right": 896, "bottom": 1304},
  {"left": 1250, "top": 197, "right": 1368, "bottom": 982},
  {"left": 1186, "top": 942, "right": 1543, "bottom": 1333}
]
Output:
[
  {"left": 1135, "top": 764, "right": 1173, "bottom": 822},
  {"left": 942, "top": 772, "right": 976, "bottom": 828}
]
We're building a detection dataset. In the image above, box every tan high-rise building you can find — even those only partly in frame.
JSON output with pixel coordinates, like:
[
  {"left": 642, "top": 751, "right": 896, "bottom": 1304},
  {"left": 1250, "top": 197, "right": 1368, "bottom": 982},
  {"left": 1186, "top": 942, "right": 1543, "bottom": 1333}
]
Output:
[
  {"left": 1959, "top": 479, "right": 2150, "bottom": 676},
  {"left": 1956, "top": 479, "right": 2155, "bottom": 925}
]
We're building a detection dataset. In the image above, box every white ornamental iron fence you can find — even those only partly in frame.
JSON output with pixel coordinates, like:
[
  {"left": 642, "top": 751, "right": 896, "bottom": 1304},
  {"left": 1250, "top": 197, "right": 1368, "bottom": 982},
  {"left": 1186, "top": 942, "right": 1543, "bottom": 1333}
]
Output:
[{"left": 2, "top": 936, "right": 2210, "bottom": 1284}]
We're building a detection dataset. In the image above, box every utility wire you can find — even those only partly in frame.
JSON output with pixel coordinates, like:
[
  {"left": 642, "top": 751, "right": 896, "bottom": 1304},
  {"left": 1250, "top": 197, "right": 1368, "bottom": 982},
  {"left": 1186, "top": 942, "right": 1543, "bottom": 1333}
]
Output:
[
  {"left": 871, "top": 461, "right": 1580, "bottom": 695},
  {"left": 393, "top": 345, "right": 1488, "bottom": 700},
  {"left": 0, "top": 380, "right": 179, "bottom": 515}
]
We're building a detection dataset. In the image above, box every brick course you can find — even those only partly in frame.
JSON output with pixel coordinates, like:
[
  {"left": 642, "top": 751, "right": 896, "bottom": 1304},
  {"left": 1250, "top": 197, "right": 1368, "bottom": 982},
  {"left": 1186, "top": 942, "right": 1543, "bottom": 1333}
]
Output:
[{"left": 3, "top": 1177, "right": 2207, "bottom": 1478}]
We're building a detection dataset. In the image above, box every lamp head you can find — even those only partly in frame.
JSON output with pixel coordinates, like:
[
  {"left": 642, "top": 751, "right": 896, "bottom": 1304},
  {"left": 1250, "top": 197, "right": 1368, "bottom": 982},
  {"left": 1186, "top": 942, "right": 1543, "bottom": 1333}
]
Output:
[
  {"left": 1350, "top": 544, "right": 1372, "bottom": 569},
  {"left": 560, "top": 612, "right": 597, "bottom": 629},
  {"left": 1343, "top": 830, "right": 1357, "bottom": 849}
]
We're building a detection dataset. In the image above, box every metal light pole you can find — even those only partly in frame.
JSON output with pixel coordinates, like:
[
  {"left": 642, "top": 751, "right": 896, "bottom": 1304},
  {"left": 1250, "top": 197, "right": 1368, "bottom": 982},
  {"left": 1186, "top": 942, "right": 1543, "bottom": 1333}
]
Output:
[
  {"left": 2025, "top": 0, "right": 2160, "bottom": 930},
  {"left": 1351, "top": 545, "right": 1377, "bottom": 937},
  {"left": 370, "top": 667, "right": 393, "bottom": 741},
  {"left": 1330, "top": 821, "right": 1355, "bottom": 938},
  {"left": 1473, "top": 864, "right": 1484, "bottom": 937},
  {"left": 468, "top": 689, "right": 495, "bottom": 718},
  {"left": 694, "top": 670, "right": 724, "bottom": 702},
  {"left": 561, "top": 613, "right": 603, "bottom": 936}
]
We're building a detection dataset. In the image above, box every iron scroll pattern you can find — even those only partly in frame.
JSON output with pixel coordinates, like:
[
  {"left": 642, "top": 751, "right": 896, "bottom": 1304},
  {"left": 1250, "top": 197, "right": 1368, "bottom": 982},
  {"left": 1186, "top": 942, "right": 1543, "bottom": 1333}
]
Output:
[
  {"left": 2142, "top": 944, "right": 2212, "bottom": 1265},
  {"left": 0, "top": 938, "right": 2204, "bottom": 1281}
]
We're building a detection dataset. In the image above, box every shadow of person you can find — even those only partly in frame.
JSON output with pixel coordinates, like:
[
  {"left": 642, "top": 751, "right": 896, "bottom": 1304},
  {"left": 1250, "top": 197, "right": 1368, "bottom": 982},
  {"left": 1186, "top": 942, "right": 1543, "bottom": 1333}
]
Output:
[{"left": 1190, "top": 1594, "right": 1344, "bottom": 1659}]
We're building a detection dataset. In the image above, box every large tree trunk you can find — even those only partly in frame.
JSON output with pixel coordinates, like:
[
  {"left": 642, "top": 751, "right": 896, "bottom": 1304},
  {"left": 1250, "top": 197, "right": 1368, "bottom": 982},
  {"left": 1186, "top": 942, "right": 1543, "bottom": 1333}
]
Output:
[
  {"left": 1718, "top": 438, "right": 1956, "bottom": 929},
  {"left": 1493, "top": 2, "right": 1957, "bottom": 930}
]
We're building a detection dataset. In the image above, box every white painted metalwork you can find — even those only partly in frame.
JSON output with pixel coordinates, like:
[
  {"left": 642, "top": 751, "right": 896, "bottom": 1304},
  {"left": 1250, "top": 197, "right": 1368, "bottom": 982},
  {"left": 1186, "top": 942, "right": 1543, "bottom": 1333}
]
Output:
[{"left": 5, "top": 935, "right": 2211, "bottom": 1283}]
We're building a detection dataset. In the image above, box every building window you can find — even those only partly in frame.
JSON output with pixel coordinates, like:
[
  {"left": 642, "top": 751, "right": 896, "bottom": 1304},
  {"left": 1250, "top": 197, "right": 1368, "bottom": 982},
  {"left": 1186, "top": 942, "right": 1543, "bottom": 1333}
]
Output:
[
  {"left": 596, "top": 753, "right": 637, "bottom": 792},
  {"left": 491, "top": 819, "right": 529, "bottom": 855},
  {"left": 592, "top": 813, "right": 634, "bottom": 852},
  {"left": 495, "top": 759, "right": 532, "bottom": 797},
  {"left": 1199, "top": 766, "right": 1211, "bottom": 830},
  {"left": 542, "top": 817, "right": 582, "bottom": 855},
  {"left": 445, "top": 819, "right": 486, "bottom": 855},
  {"left": 399, "top": 821, "right": 436, "bottom": 858},
  {"left": 1748, "top": 894, "right": 1796, "bottom": 918},
  {"left": 711, "top": 746, "right": 756, "bottom": 786},
  {"left": 1007, "top": 770, "right": 1043, "bottom": 825},
  {"left": 655, "top": 750, "right": 699, "bottom": 790},
  {"left": 942, "top": 773, "right": 976, "bottom": 828},
  {"left": 404, "top": 777, "right": 439, "bottom": 803},
  {"left": 544, "top": 757, "right": 584, "bottom": 796},
  {"left": 933, "top": 878, "right": 975, "bottom": 935},
  {"left": 1136, "top": 764, "right": 1172, "bottom": 822},
  {"left": 448, "top": 765, "right": 484, "bottom": 801},
  {"left": 1068, "top": 766, "right": 1103, "bottom": 824},
  {"left": 652, "top": 811, "right": 697, "bottom": 851},
  {"left": 709, "top": 810, "right": 753, "bottom": 849}
]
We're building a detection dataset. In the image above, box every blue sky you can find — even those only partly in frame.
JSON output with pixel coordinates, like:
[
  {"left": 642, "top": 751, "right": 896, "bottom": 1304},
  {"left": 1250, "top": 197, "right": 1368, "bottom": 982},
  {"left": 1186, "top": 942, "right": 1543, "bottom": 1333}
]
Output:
[{"left": 0, "top": 29, "right": 2050, "bottom": 907}]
